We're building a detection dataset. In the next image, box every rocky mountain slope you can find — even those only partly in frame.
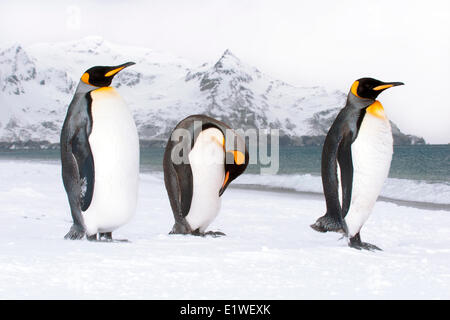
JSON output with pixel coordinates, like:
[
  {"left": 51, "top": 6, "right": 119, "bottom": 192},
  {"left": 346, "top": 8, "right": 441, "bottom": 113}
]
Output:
[{"left": 0, "top": 37, "right": 424, "bottom": 148}]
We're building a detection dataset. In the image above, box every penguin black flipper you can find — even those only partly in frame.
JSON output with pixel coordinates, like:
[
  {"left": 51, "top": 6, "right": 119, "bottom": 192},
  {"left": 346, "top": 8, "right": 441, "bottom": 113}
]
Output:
[
  {"left": 163, "top": 138, "right": 194, "bottom": 234},
  {"left": 337, "top": 108, "right": 367, "bottom": 219},
  {"left": 61, "top": 93, "right": 95, "bottom": 239},
  {"left": 337, "top": 130, "right": 354, "bottom": 218},
  {"left": 71, "top": 125, "right": 95, "bottom": 211},
  {"left": 311, "top": 110, "right": 350, "bottom": 234}
]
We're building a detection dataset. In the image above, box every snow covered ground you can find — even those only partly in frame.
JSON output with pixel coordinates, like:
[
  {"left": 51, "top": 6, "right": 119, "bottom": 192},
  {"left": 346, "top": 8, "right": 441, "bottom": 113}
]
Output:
[{"left": 0, "top": 160, "right": 449, "bottom": 299}]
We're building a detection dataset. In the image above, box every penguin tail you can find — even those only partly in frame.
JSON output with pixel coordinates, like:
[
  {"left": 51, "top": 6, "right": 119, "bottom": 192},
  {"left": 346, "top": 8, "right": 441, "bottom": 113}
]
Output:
[
  {"left": 64, "top": 224, "right": 85, "bottom": 240},
  {"left": 169, "top": 219, "right": 192, "bottom": 235}
]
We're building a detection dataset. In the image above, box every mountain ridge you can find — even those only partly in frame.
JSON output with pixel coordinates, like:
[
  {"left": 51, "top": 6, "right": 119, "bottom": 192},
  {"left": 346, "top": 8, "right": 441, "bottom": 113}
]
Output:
[{"left": 0, "top": 37, "right": 425, "bottom": 149}]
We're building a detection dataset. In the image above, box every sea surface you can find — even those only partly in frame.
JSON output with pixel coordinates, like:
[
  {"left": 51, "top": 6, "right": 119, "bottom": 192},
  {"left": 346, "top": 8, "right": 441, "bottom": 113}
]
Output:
[{"left": 1, "top": 145, "right": 448, "bottom": 184}]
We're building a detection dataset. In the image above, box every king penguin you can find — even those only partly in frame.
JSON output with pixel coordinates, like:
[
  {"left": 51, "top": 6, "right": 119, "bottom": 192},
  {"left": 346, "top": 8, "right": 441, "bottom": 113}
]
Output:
[
  {"left": 61, "top": 62, "right": 139, "bottom": 241},
  {"left": 311, "top": 78, "right": 404, "bottom": 250},
  {"left": 163, "top": 115, "right": 249, "bottom": 236}
]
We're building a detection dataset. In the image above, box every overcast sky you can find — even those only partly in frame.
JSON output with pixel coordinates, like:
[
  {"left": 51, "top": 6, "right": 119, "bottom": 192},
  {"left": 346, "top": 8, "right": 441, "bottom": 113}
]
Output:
[{"left": 0, "top": 0, "right": 449, "bottom": 143}]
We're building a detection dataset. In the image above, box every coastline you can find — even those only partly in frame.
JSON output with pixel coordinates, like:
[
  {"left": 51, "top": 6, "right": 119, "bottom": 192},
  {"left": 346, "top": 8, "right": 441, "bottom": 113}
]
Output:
[
  {"left": 0, "top": 158, "right": 448, "bottom": 211},
  {"left": 231, "top": 184, "right": 450, "bottom": 212}
]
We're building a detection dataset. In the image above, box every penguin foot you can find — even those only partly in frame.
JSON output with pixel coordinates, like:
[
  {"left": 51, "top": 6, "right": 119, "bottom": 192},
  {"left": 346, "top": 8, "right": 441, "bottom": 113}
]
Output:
[
  {"left": 64, "top": 224, "right": 85, "bottom": 240},
  {"left": 191, "top": 229, "right": 226, "bottom": 237},
  {"left": 203, "top": 231, "right": 226, "bottom": 237},
  {"left": 349, "top": 241, "right": 382, "bottom": 251},
  {"left": 87, "top": 232, "right": 129, "bottom": 243},
  {"left": 99, "top": 232, "right": 112, "bottom": 241},
  {"left": 348, "top": 233, "right": 382, "bottom": 251},
  {"left": 104, "top": 238, "right": 129, "bottom": 243},
  {"left": 310, "top": 214, "right": 347, "bottom": 234}
]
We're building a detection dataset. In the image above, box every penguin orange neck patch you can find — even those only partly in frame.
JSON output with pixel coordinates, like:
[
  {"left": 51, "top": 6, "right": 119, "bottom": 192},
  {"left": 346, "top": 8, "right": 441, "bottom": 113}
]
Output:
[
  {"left": 91, "top": 86, "right": 119, "bottom": 99},
  {"left": 367, "top": 100, "right": 386, "bottom": 119},
  {"left": 93, "top": 86, "right": 114, "bottom": 92}
]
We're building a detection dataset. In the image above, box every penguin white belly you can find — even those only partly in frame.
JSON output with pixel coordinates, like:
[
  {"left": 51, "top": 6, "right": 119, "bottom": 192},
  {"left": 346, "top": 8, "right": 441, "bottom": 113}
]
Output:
[
  {"left": 185, "top": 128, "right": 225, "bottom": 233},
  {"left": 345, "top": 110, "right": 393, "bottom": 237},
  {"left": 83, "top": 87, "right": 140, "bottom": 235}
]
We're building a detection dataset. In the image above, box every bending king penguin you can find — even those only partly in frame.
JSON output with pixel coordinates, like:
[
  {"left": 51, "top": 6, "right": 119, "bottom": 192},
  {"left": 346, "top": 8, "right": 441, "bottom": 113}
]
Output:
[
  {"left": 61, "top": 62, "right": 139, "bottom": 241},
  {"left": 163, "top": 115, "right": 249, "bottom": 236},
  {"left": 311, "top": 78, "right": 404, "bottom": 250}
]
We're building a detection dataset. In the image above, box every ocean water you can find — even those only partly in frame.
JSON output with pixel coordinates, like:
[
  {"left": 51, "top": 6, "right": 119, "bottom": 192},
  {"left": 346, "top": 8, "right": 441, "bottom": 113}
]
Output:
[
  {"left": 1, "top": 145, "right": 448, "bottom": 183},
  {"left": 1, "top": 145, "right": 448, "bottom": 204}
]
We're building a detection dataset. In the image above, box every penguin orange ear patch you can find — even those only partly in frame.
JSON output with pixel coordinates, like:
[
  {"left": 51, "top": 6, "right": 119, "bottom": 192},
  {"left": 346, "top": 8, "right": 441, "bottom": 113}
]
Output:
[
  {"left": 351, "top": 81, "right": 360, "bottom": 97},
  {"left": 232, "top": 151, "right": 245, "bottom": 165},
  {"left": 81, "top": 72, "right": 90, "bottom": 85}
]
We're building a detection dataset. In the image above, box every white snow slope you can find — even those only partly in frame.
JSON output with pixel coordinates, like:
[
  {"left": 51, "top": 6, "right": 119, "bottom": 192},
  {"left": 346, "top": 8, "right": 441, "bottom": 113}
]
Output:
[{"left": 0, "top": 160, "right": 449, "bottom": 299}]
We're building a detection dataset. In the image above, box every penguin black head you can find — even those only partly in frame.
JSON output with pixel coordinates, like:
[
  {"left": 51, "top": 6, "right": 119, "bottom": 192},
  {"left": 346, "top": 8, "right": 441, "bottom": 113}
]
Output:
[
  {"left": 219, "top": 136, "right": 249, "bottom": 197},
  {"left": 351, "top": 78, "right": 404, "bottom": 100},
  {"left": 80, "top": 62, "right": 135, "bottom": 87}
]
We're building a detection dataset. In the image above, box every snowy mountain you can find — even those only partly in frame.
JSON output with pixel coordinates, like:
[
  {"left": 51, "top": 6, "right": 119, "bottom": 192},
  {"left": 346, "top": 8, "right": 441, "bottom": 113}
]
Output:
[{"left": 0, "top": 37, "right": 424, "bottom": 148}]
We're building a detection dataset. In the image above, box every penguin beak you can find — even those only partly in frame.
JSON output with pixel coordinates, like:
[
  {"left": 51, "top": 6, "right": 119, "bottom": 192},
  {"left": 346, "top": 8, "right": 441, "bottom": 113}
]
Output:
[
  {"left": 218, "top": 150, "right": 246, "bottom": 197},
  {"left": 104, "top": 61, "right": 136, "bottom": 77},
  {"left": 373, "top": 82, "right": 404, "bottom": 91}
]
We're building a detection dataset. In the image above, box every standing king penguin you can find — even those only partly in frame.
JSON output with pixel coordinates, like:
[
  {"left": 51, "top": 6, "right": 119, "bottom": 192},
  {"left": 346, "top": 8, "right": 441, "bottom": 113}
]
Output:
[
  {"left": 61, "top": 62, "right": 139, "bottom": 241},
  {"left": 163, "top": 115, "right": 249, "bottom": 236},
  {"left": 311, "top": 78, "right": 404, "bottom": 250}
]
